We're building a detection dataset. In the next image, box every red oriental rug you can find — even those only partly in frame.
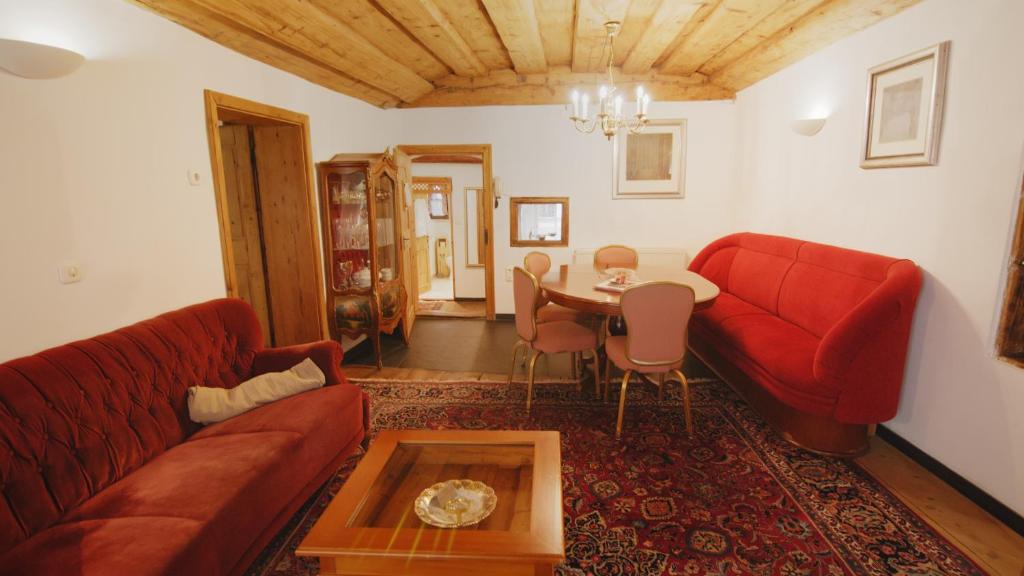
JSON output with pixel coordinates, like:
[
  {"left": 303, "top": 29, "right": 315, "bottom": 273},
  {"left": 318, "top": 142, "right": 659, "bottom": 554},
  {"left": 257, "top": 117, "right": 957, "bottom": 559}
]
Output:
[{"left": 246, "top": 378, "right": 983, "bottom": 576}]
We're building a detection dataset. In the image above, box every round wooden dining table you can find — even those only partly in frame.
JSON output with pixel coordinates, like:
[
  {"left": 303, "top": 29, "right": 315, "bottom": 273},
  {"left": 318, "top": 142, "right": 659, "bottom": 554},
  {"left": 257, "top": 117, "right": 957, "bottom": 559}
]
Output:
[{"left": 542, "top": 264, "right": 720, "bottom": 315}]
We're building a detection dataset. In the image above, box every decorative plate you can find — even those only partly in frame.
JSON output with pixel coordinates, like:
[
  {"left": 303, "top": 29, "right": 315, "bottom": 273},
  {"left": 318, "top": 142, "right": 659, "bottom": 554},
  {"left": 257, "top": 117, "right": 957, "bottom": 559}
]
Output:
[{"left": 414, "top": 479, "right": 497, "bottom": 528}]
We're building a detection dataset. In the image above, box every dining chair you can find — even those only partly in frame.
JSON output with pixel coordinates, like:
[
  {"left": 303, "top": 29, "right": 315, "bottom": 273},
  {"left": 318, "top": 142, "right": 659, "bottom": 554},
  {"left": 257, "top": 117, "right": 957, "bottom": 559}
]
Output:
[
  {"left": 594, "top": 245, "right": 639, "bottom": 271},
  {"left": 524, "top": 251, "right": 583, "bottom": 323},
  {"left": 509, "top": 267, "right": 600, "bottom": 411},
  {"left": 604, "top": 281, "right": 696, "bottom": 439}
]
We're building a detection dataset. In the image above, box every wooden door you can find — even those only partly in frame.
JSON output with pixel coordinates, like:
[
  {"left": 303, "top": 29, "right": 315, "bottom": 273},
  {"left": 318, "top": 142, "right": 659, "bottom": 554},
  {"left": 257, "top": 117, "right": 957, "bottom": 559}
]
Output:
[
  {"left": 251, "top": 125, "right": 323, "bottom": 346},
  {"left": 394, "top": 148, "right": 417, "bottom": 339},
  {"left": 219, "top": 125, "right": 272, "bottom": 345},
  {"left": 416, "top": 236, "right": 430, "bottom": 293}
]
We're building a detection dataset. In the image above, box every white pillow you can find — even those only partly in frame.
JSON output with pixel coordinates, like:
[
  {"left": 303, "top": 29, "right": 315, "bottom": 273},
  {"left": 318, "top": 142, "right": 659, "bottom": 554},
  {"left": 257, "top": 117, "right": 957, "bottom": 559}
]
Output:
[{"left": 187, "top": 358, "right": 325, "bottom": 425}]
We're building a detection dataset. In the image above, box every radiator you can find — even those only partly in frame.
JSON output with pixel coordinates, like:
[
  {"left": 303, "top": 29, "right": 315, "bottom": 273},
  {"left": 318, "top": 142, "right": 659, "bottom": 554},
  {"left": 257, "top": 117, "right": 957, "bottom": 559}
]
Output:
[{"left": 572, "top": 247, "right": 689, "bottom": 269}]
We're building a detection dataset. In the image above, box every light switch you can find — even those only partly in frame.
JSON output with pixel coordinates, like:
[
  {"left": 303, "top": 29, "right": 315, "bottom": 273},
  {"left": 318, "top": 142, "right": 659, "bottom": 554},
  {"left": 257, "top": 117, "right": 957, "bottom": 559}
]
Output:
[
  {"left": 505, "top": 266, "right": 513, "bottom": 282},
  {"left": 58, "top": 263, "right": 83, "bottom": 284},
  {"left": 187, "top": 170, "right": 202, "bottom": 186}
]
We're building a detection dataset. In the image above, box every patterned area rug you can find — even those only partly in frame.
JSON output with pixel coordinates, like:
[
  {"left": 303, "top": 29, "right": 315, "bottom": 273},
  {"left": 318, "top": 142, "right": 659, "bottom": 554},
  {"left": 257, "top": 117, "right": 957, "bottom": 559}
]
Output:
[{"left": 246, "top": 378, "right": 983, "bottom": 576}]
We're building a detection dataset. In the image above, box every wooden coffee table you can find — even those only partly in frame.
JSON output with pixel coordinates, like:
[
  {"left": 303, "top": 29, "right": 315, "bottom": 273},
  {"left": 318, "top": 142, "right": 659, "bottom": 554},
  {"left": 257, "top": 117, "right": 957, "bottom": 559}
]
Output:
[{"left": 296, "top": 430, "right": 564, "bottom": 575}]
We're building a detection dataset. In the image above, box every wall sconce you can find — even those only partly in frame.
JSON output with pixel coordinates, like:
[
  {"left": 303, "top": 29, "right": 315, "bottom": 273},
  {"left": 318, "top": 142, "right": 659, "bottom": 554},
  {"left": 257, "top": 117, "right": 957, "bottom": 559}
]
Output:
[
  {"left": 791, "top": 117, "right": 827, "bottom": 136},
  {"left": 0, "top": 38, "right": 84, "bottom": 79}
]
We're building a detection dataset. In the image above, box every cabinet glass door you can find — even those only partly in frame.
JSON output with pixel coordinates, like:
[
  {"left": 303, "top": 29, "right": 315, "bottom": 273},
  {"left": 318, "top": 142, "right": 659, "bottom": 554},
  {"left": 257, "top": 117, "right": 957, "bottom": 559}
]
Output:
[
  {"left": 326, "top": 168, "right": 370, "bottom": 291},
  {"left": 374, "top": 172, "right": 397, "bottom": 283}
]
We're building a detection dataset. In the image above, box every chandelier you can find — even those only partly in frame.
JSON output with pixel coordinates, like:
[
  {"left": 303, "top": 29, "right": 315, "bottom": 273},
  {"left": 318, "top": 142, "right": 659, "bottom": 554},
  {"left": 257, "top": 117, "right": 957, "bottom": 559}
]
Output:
[{"left": 568, "top": 21, "right": 651, "bottom": 140}]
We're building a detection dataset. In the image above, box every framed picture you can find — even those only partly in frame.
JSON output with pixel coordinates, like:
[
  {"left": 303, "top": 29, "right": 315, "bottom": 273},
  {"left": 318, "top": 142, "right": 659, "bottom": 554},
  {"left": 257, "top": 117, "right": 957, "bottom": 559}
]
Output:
[
  {"left": 614, "top": 118, "right": 686, "bottom": 199},
  {"left": 861, "top": 41, "right": 950, "bottom": 168}
]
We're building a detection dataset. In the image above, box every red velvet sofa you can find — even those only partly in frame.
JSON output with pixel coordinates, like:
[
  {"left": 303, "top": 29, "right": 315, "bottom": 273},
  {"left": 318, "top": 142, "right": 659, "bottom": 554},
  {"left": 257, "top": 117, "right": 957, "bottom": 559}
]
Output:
[
  {"left": 0, "top": 298, "right": 369, "bottom": 575},
  {"left": 688, "top": 233, "right": 922, "bottom": 455}
]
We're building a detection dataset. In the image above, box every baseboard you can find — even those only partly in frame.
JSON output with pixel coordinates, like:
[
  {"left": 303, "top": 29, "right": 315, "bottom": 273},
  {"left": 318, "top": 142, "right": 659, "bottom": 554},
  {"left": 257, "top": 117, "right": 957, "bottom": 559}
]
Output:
[
  {"left": 877, "top": 425, "right": 1024, "bottom": 537},
  {"left": 495, "top": 313, "right": 514, "bottom": 321},
  {"left": 454, "top": 297, "right": 486, "bottom": 302}
]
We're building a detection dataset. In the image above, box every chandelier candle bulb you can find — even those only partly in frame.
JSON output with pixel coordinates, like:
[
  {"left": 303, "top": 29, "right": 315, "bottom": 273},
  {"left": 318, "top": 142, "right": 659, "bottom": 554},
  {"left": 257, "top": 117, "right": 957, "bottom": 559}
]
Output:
[
  {"left": 570, "top": 90, "right": 580, "bottom": 118},
  {"left": 614, "top": 95, "right": 623, "bottom": 117},
  {"left": 642, "top": 94, "right": 651, "bottom": 116},
  {"left": 581, "top": 93, "right": 589, "bottom": 119}
]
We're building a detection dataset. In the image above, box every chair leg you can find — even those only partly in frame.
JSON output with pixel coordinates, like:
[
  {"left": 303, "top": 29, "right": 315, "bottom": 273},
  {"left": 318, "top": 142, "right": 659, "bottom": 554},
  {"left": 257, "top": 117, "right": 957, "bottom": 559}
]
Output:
[
  {"left": 571, "top": 352, "right": 579, "bottom": 390},
  {"left": 526, "top": 352, "right": 543, "bottom": 412},
  {"left": 673, "top": 369, "right": 694, "bottom": 437},
  {"left": 615, "top": 370, "right": 633, "bottom": 439},
  {"left": 591, "top": 349, "right": 601, "bottom": 399},
  {"left": 657, "top": 373, "right": 665, "bottom": 402},
  {"left": 508, "top": 341, "right": 525, "bottom": 385},
  {"left": 603, "top": 355, "right": 611, "bottom": 403}
]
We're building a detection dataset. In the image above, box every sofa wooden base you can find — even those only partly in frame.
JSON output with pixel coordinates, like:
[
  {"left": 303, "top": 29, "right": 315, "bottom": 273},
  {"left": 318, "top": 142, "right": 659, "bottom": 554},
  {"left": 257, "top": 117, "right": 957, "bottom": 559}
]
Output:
[{"left": 690, "top": 340, "right": 870, "bottom": 458}]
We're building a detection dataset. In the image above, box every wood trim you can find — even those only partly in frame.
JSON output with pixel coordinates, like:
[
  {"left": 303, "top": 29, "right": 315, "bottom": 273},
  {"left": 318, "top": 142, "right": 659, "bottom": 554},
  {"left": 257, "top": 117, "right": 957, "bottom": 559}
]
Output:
[
  {"left": 399, "top": 145, "right": 496, "bottom": 320},
  {"left": 996, "top": 168, "right": 1024, "bottom": 362},
  {"left": 204, "top": 90, "right": 329, "bottom": 341},
  {"left": 466, "top": 186, "right": 487, "bottom": 269},
  {"left": 509, "top": 196, "right": 569, "bottom": 248},
  {"left": 412, "top": 154, "right": 483, "bottom": 164}
]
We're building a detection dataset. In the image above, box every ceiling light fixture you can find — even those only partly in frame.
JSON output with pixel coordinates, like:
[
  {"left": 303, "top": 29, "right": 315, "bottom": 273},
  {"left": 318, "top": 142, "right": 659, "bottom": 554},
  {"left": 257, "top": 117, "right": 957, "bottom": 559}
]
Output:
[{"left": 567, "top": 21, "right": 650, "bottom": 140}]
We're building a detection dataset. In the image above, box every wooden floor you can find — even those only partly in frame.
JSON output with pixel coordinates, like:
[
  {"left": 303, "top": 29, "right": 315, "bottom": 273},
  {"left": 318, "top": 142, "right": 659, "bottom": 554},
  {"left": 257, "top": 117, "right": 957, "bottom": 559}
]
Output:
[{"left": 344, "top": 319, "right": 1024, "bottom": 575}]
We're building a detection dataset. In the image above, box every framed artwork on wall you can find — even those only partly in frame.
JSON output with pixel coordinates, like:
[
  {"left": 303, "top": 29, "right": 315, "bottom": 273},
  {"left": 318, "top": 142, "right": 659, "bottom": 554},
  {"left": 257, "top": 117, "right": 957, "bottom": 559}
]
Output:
[
  {"left": 614, "top": 118, "right": 686, "bottom": 199},
  {"left": 861, "top": 41, "right": 950, "bottom": 169}
]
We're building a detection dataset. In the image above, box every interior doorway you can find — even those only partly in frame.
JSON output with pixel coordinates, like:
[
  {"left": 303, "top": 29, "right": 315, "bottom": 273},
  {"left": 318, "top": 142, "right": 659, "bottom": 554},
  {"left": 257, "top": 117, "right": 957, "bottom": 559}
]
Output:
[
  {"left": 409, "top": 157, "right": 486, "bottom": 318},
  {"left": 204, "top": 90, "right": 327, "bottom": 346}
]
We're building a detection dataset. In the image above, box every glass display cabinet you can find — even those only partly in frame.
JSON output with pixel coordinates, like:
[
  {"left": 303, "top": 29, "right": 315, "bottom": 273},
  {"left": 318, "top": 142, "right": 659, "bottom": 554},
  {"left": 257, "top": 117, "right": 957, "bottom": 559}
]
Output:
[{"left": 318, "top": 151, "right": 407, "bottom": 367}]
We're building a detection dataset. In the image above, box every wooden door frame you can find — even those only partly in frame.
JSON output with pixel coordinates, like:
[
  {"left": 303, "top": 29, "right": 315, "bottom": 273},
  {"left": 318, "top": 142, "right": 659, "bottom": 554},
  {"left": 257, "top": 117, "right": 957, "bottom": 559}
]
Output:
[
  {"left": 412, "top": 176, "right": 456, "bottom": 298},
  {"left": 399, "top": 144, "right": 496, "bottom": 320},
  {"left": 204, "top": 90, "right": 329, "bottom": 340}
]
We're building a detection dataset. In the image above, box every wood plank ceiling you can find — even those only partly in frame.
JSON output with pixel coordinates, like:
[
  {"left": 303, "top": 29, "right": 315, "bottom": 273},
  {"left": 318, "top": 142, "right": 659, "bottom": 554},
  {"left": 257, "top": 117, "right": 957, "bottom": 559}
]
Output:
[{"left": 132, "top": 0, "right": 921, "bottom": 109}]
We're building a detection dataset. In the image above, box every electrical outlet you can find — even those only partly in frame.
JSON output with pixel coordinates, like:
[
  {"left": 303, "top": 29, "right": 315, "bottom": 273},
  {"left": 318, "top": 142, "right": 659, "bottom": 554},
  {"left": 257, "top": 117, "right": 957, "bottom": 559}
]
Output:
[
  {"left": 186, "top": 170, "right": 202, "bottom": 186},
  {"left": 505, "top": 266, "right": 513, "bottom": 282},
  {"left": 58, "top": 263, "right": 83, "bottom": 284}
]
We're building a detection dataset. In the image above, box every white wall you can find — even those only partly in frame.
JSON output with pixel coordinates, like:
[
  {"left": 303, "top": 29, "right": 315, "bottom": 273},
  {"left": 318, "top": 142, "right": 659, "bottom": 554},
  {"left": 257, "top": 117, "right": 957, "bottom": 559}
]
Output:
[
  {"left": 410, "top": 163, "right": 485, "bottom": 298},
  {"left": 0, "top": 0, "right": 398, "bottom": 361},
  {"left": 396, "top": 102, "right": 738, "bottom": 312},
  {"left": 734, "top": 0, "right": 1024, "bottom": 515}
]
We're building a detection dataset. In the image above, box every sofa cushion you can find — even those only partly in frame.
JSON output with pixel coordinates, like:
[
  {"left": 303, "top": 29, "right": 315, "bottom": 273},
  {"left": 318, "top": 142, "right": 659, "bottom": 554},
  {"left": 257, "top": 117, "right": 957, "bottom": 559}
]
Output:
[
  {"left": 694, "top": 292, "right": 770, "bottom": 327},
  {"left": 0, "top": 298, "right": 262, "bottom": 555},
  {"left": 712, "top": 315, "right": 824, "bottom": 396},
  {"left": 727, "top": 249, "right": 796, "bottom": 314},
  {"left": 43, "top": 385, "right": 364, "bottom": 576},
  {"left": 0, "top": 516, "right": 216, "bottom": 576}
]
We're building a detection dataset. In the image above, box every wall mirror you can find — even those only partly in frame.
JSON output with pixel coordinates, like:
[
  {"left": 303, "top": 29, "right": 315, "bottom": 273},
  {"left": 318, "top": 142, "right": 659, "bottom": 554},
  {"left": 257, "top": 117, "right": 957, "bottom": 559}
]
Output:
[
  {"left": 510, "top": 197, "right": 569, "bottom": 247},
  {"left": 465, "top": 187, "right": 485, "bottom": 267}
]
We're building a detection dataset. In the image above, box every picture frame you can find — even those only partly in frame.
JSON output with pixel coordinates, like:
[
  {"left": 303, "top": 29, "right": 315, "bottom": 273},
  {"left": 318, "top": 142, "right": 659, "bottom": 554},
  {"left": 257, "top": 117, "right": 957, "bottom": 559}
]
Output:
[
  {"left": 861, "top": 41, "right": 950, "bottom": 169},
  {"left": 614, "top": 118, "right": 686, "bottom": 199}
]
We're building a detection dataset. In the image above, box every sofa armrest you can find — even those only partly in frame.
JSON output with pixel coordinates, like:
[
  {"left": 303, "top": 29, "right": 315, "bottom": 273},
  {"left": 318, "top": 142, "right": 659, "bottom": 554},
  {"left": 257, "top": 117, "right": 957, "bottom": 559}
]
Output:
[
  {"left": 252, "top": 340, "right": 347, "bottom": 386},
  {"left": 813, "top": 262, "right": 922, "bottom": 423}
]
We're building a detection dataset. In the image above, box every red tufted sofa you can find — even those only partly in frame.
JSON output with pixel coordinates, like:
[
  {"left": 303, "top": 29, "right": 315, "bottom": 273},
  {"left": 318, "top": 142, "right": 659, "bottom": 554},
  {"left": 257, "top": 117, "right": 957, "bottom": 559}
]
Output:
[
  {"left": 688, "top": 233, "right": 922, "bottom": 455},
  {"left": 0, "top": 298, "right": 369, "bottom": 575}
]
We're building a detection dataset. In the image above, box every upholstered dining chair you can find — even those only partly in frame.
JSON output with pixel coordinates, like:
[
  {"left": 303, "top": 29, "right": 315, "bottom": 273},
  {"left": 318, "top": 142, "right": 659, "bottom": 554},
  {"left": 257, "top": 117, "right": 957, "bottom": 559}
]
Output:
[
  {"left": 604, "top": 281, "right": 696, "bottom": 439},
  {"left": 509, "top": 267, "right": 600, "bottom": 411},
  {"left": 524, "top": 251, "right": 582, "bottom": 323},
  {"left": 594, "top": 245, "right": 639, "bottom": 271}
]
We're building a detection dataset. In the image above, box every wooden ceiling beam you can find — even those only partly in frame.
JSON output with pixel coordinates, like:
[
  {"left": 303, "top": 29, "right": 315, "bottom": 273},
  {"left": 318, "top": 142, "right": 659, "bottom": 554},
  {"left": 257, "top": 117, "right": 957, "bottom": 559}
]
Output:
[
  {"left": 572, "top": 0, "right": 631, "bottom": 73},
  {"left": 308, "top": 0, "right": 449, "bottom": 81},
  {"left": 534, "top": 0, "right": 574, "bottom": 67},
  {"left": 711, "top": 0, "right": 922, "bottom": 91},
  {"left": 697, "top": 0, "right": 827, "bottom": 75},
  {"left": 480, "top": 0, "right": 548, "bottom": 74},
  {"left": 129, "top": 0, "right": 401, "bottom": 107},
  {"left": 375, "top": 0, "right": 490, "bottom": 77},
  {"left": 406, "top": 67, "right": 732, "bottom": 107},
  {"left": 431, "top": 0, "right": 513, "bottom": 70},
  {"left": 183, "top": 0, "right": 433, "bottom": 102},
  {"left": 612, "top": 0, "right": 661, "bottom": 66},
  {"left": 659, "top": 0, "right": 790, "bottom": 76},
  {"left": 621, "top": 0, "right": 703, "bottom": 74}
]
